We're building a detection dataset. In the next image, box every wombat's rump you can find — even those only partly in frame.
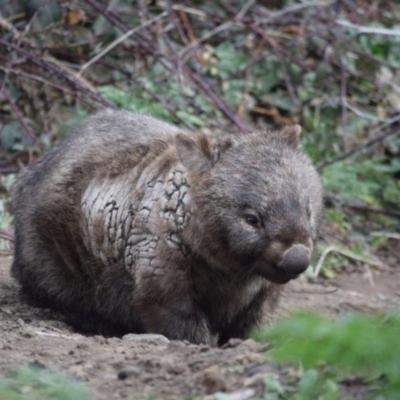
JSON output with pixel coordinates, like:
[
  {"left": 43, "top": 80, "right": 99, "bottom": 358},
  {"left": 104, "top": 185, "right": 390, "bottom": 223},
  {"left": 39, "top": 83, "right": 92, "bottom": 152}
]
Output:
[{"left": 11, "top": 109, "right": 323, "bottom": 345}]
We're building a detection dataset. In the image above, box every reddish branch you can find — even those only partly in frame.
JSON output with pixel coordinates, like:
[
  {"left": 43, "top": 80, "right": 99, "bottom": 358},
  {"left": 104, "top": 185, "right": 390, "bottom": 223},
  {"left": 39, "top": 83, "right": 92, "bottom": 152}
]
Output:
[
  {"left": 81, "top": 0, "right": 250, "bottom": 132},
  {"left": 0, "top": 38, "right": 114, "bottom": 109}
]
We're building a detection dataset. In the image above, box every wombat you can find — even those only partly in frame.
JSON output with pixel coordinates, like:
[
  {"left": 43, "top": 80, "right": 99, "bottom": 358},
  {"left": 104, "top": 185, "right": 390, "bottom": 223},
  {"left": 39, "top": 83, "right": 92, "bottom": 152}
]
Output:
[{"left": 11, "top": 109, "right": 323, "bottom": 346}]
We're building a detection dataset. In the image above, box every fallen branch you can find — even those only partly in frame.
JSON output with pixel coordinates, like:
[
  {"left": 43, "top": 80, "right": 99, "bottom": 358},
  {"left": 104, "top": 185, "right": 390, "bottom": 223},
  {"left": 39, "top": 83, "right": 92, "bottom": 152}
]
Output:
[
  {"left": 311, "top": 245, "right": 388, "bottom": 279},
  {"left": 336, "top": 20, "right": 400, "bottom": 36},
  {"left": 346, "top": 205, "right": 400, "bottom": 219},
  {"left": 317, "top": 115, "right": 400, "bottom": 170}
]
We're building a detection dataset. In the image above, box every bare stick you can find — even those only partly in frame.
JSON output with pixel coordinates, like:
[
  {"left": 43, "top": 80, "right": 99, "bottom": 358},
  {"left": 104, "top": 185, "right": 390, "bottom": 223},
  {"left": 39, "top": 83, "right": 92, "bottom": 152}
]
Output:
[
  {"left": 78, "top": 11, "right": 168, "bottom": 76},
  {"left": 0, "top": 39, "right": 114, "bottom": 108},
  {"left": 342, "top": 99, "right": 393, "bottom": 122},
  {"left": 0, "top": 229, "right": 14, "bottom": 242},
  {"left": 317, "top": 115, "right": 400, "bottom": 170},
  {"left": 311, "top": 245, "right": 388, "bottom": 279},
  {"left": 345, "top": 204, "right": 400, "bottom": 219},
  {"left": 370, "top": 232, "right": 400, "bottom": 240},
  {"left": 279, "top": 55, "right": 301, "bottom": 109},
  {"left": 82, "top": 0, "right": 250, "bottom": 132},
  {"left": 179, "top": 21, "right": 232, "bottom": 59},
  {"left": 0, "top": 66, "right": 101, "bottom": 110},
  {"left": 336, "top": 20, "right": 400, "bottom": 36},
  {"left": 257, "top": 0, "right": 334, "bottom": 21},
  {"left": 4, "top": 87, "right": 37, "bottom": 142}
]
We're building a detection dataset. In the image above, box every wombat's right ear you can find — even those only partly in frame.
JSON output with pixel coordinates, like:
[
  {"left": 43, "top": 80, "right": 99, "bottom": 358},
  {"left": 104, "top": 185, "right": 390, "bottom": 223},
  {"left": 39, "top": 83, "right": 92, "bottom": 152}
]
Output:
[
  {"left": 175, "top": 132, "right": 214, "bottom": 172},
  {"left": 281, "top": 124, "right": 302, "bottom": 147}
]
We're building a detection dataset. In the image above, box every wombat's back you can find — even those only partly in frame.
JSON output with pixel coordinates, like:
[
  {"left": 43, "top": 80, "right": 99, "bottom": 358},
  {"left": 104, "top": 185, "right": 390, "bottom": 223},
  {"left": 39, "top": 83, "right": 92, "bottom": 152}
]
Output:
[{"left": 13, "top": 109, "right": 180, "bottom": 193}]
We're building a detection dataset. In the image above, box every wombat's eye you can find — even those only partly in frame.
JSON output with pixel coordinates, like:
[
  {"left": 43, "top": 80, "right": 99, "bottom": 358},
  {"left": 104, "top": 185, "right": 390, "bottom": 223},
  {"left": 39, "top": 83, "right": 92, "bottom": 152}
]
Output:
[{"left": 244, "top": 214, "right": 259, "bottom": 227}]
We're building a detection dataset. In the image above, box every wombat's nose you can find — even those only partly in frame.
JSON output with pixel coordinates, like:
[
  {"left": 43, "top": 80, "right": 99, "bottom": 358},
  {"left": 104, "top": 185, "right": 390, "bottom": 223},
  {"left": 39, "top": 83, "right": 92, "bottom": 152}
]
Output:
[{"left": 278, "top": 244, "right": 311, "bottom": 276}]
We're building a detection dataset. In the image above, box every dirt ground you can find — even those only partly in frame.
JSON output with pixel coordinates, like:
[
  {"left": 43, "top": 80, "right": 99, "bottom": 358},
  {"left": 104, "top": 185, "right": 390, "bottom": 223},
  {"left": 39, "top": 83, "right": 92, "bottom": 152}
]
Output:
[{"left": 1, "top": 254, "right": 400, "bottom": 400}]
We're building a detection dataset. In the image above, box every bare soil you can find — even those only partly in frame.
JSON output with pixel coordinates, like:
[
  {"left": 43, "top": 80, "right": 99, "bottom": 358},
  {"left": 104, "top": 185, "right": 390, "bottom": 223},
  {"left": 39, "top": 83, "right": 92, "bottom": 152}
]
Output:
[{"left": 1, "top": 255, "right": 400, "bottom": 400}]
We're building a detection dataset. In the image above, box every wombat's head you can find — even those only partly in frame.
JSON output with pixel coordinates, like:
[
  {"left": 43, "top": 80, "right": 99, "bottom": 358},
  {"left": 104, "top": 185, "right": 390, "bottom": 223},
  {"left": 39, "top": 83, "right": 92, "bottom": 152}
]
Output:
[{"left": 176, "top": 125, "right": 323, "bottom": 284}]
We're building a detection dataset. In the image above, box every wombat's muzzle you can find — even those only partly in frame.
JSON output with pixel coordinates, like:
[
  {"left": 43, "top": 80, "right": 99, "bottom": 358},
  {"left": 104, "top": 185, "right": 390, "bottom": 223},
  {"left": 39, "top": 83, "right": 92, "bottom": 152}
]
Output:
[{"left": 277, "top": 244, "right": 311, "bottom": 277}]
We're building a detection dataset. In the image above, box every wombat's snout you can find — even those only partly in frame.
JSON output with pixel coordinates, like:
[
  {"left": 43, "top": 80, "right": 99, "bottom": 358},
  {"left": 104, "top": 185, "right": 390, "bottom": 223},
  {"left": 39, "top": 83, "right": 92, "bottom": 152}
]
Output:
[{"left": 277, "top": 244, "right": 311, "bottom": 277}]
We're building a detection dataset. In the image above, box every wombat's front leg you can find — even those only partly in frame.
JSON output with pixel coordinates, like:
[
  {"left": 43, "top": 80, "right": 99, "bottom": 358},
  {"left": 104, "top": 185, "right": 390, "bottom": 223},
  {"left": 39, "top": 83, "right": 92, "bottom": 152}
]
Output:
[
  {"left": 144, "top": 307, "right": 216, "bottom": 346},
  {"left": 138, "top": 303, "right": 215, "bottom": 345},
  {"left": 217, "top": 285, "right": 277, "bottom": 346}
]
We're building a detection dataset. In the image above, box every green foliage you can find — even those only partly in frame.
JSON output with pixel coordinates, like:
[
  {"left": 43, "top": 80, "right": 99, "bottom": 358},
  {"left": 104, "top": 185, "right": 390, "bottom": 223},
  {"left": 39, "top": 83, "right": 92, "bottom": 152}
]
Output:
[
  {"left": 0, "top": 122, "right": 23, "bottom": 151},
  {"left": 99, "top": 77, "right": 216, "bottom": 129},
  {"left": 0, "top": 174, "right": 14, "bottom": 236},
  {"left": 0, "top": 365, "right": 90, "bottom": 400},
  {"left": 213, "top": 42, "right": 247, "bottom": 80},
  {"left": 252, "top": 311, "right": 400, "bottom": 399},
  {"left": 99, "top": 85, "right": 173, "bottom": 121},
  {"left": 322, "top": 157, "right": 400, "bottom": 208}
]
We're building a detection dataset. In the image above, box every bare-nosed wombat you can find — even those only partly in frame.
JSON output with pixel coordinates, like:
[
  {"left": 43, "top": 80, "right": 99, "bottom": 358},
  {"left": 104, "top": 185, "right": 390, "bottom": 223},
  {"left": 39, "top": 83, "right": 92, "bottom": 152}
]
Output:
[{"left": 11, "top": 109, "right": 323, "bottom": 345}]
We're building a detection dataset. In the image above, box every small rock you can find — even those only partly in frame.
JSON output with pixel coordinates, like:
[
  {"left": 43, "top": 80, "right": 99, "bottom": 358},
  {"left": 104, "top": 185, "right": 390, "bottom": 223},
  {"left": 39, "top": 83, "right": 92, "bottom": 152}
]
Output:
[
  {"left": 122, "top": 333, "right": 169, "bottom": 345},
  {"left": 214, "top": 388, "right": 256, "bottom": 400},
  {"left": 22, "top": 330, "right": 33, "bottom": 338},
  {"left": 203, "top": 365, "right": 226, "bottom": 394},
  {"left": 199, "top": 344, "right": 211, "bottom": 352},
  {"left": 164, "top": 359, "right": 187, "bottom": 374},
  {"left": 167, "top": 340, "right": 187, "bottom": 351},
  {"left": 38, "top": 351, "right": 52, "bottom": 357},
  {"left": 117, "top": 365, "right": 142, "bottom": 380}
]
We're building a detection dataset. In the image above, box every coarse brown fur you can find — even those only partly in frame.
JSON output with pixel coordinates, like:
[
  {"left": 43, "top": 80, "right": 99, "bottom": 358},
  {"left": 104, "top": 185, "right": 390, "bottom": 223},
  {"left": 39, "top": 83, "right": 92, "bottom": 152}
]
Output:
[{"left": 11, "top": 109, "right": 323, "bottom": 346}]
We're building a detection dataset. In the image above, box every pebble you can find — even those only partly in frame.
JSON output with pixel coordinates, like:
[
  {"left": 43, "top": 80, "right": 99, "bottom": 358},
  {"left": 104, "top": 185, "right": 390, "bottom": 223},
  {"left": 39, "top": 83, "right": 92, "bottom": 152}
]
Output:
[
  {"left": 117, "top": 365, "right": 142, "bottom": 380},
  {"left": 215, "top": 388, "right": 256, "bottom": 400},
  {"left": 122, "top": 333, "right": 169, "bottom": 345}
]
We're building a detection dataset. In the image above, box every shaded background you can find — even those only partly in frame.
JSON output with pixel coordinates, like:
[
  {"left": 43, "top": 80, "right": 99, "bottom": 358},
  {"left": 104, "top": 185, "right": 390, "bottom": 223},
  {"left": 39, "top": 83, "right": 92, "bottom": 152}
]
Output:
[{"left": 0, "top": 0, "right": 399, "bottom": 279}]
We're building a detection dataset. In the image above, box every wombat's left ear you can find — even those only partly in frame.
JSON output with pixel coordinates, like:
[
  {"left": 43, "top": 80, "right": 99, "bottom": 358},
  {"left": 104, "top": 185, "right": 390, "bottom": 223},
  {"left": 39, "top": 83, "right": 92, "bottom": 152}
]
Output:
[
  {"left": 282, "top": 124, "right": 302, "bottom": 147},
  {"left": 175, "top": 132, "right": 214, "bottom": 172}
]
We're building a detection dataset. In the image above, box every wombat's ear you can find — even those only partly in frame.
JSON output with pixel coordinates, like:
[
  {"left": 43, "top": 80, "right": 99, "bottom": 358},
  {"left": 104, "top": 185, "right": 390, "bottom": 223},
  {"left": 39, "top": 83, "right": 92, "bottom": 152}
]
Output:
[
  {"left": 213, "top": 137, "right": 233, "bottom": 164},
  {"left": 281, "top": 124, "right": 302, "bottom": 147},
  {"left": 175, "top": 132, "right": 214, "bottom": 172}
]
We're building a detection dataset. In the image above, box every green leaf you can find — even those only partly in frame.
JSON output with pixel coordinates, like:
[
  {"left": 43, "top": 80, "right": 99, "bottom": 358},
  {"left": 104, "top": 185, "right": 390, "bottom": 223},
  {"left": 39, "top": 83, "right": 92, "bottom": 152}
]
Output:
[
  {"left": 214, "top": 42, "right": 247, "bottom": 79},
  {"left": 1, "top": 122, "right": 22, "bottom": 150}
]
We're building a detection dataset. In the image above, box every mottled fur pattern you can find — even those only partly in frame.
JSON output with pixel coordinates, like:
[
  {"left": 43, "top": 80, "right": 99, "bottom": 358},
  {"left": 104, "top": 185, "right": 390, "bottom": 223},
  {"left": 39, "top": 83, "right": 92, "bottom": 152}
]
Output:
[{"left": 11, "top": 109, "right": 323, "bottom": 345}]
